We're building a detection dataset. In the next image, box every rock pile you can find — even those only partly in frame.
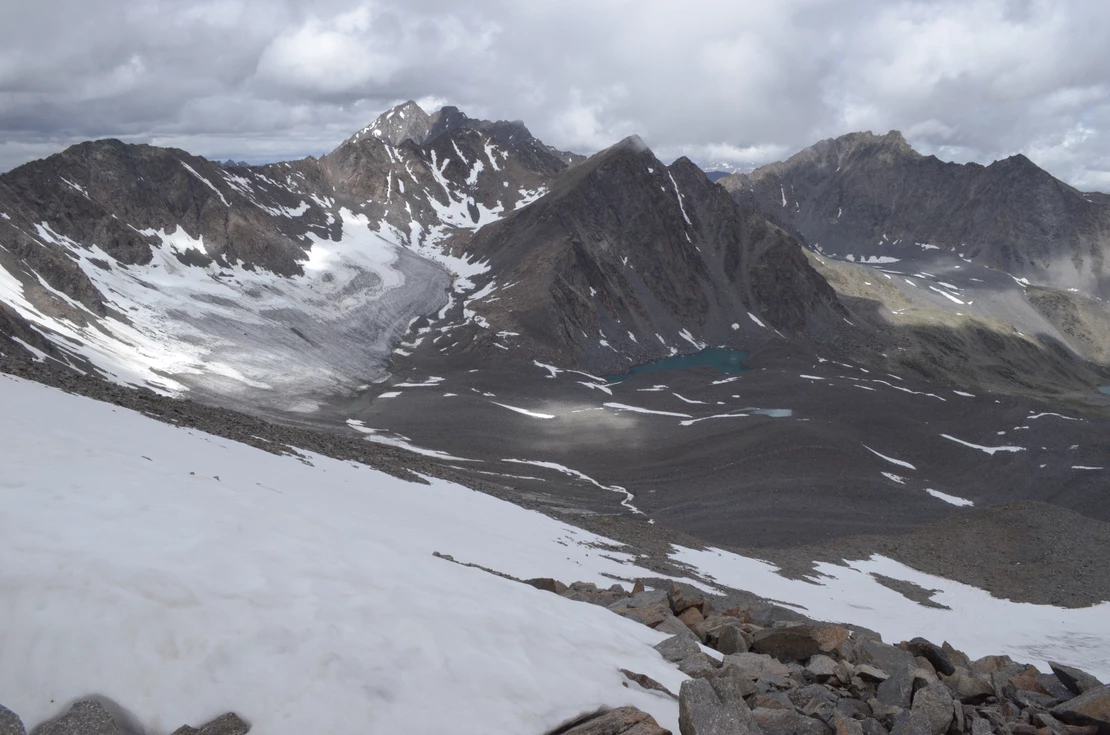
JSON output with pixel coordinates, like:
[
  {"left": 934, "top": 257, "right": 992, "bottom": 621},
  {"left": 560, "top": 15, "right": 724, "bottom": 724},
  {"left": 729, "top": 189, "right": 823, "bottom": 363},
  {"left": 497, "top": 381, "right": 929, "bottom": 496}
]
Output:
[
  {"left": 0, "top": 701, "right": 248, "bottom": 735},
  {"left": 529, "top": 578, "right": 1110, "bottom": 735}
]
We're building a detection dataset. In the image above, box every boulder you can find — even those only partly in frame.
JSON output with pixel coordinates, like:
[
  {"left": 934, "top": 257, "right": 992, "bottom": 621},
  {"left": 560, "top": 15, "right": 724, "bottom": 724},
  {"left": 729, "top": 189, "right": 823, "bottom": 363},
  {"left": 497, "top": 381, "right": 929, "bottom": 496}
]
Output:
[
  {"left": 838, "top": 699, "right": 873, "bottom": 721},
  {"left": 753, "top": 626, "right": 849, "bottom": 662},
  {"left": 621, "top": 670, "right": 677, "bottom": 699},
  {"left": 170, "top": 713, "right": 250, "bottom": 735},
  {"left": 30, "top": 701, "right": 122, "bottom": 735},
  {"left": 617, "top": 603, "right": 674, "bottom": 628},
  {"left": 911, "top": 683, "right": 954, "bottom": 735},
  {"left": 750, "top": 695, "right": 793, "bottom": 711},
  {"left": 858, "top": 641, "right": 917, "bottom": 680},
  {"left": 860, "top": 718, "right": 889, "bottom": 735},
  {"left": 753, "top": 708, "right": 831, "bottom": 735},
  {"left": 790, "top": 684, "right": 839, "bottom": 711},
  {"left": 1039, "top": 674, "right": 1080, "bottom": 702},
  {"left": 905, "top": 639, "right": 956, "bottom": 677},
  {"left": 526, "top": 577, "right": 568, "bottom": 595},
  {"left": 857, "top": 666, "right": 890, "bottom": 683},
  {"left": 610, "top": 589, "right": 671, "bottom": 612},
  {"left": 679, "top": 607, "right": 706, "bottom": 629},
  {"left": 970, "top": 655, "right": 1017, "bottom": 677},
  {"left": 656, "top": 615, "right": 699, "bottom": 640},
  {"left": 877, "top": 667, "right": 916, "bottom": 709},
  {"left": 714, "top": 624, "right": 753, "bottom": 655},
  {"left": 720, "top": 652, "right": 793, "bottom": 681},
  {"left": 656, "top": 634, "right": 703, "bottom": 664},
  {"left": 1050, "top": 664, "right": 1104, "bottom": 697},
  {"left": 940, "top": 668, "right": 994, "bottom": 704},
  {"left": 1052, "top": 685, "right": 1110, "bottom": 732},
  {"left": 0, "top": 705, "right": 24, "bottom": 735},
  {"left": 809, "top": 655, "right": 841, "bottom": 680},
  {"left": 556, "top": 707, "right": 671, "bottom": 735},
  {"left": 679, "top": 677, "right": 762, "bottom": 735},
  {"left": 940, "top": 643, "right": 971, "bottom": 670},
  {"left": 833, "top": 710, "right": 866, "bottom": 735}
]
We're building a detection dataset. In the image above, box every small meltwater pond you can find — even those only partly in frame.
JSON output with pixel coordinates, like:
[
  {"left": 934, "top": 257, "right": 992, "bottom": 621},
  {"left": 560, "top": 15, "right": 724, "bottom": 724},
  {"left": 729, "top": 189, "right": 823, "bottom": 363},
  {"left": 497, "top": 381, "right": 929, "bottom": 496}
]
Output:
[
  {"left": 1100, "top": 386, "right": 1110, "bottom": 395},
  {"left": 607, "top": 347, "right": 750, "bottom": 384}
]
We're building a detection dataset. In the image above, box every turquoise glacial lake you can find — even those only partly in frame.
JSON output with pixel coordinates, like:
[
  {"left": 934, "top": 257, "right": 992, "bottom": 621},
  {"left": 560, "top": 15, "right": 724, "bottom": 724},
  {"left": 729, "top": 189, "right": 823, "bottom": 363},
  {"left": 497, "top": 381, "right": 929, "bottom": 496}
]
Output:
[
  {"left": 1099, "top": 386, "right": 1110, "bottom": 395},
  {"left": 606, "top": 348, "right": 750, "bottom": 384}
]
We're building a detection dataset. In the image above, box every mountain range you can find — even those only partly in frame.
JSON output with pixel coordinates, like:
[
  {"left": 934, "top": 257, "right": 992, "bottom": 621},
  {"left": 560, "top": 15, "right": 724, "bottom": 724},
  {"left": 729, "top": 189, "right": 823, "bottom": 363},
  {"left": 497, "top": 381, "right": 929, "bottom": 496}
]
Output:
[{"left": 2, "top": 100, "right": 1110, "bottom": 734}]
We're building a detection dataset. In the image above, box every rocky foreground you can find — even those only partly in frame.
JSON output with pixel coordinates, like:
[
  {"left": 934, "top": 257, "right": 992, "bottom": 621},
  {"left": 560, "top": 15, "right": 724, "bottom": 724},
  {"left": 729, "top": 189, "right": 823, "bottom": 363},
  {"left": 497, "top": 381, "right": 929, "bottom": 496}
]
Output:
[{"left": 5, "top": 575, "right": 1108, "bottom": 735}]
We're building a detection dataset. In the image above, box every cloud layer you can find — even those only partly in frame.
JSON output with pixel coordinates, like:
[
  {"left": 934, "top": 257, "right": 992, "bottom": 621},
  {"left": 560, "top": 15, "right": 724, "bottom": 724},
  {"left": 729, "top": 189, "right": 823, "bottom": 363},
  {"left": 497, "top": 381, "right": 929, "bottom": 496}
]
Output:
[{"left": 2, "top": 0, "right": 1109, "bottom": 189}]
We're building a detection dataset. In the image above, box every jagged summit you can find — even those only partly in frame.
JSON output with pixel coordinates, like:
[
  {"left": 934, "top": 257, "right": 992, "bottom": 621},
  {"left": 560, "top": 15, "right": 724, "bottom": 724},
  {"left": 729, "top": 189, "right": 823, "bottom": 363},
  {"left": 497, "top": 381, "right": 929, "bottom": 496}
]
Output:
[{"left": 349, "top": 100, "right": 433, "bottom": 147}]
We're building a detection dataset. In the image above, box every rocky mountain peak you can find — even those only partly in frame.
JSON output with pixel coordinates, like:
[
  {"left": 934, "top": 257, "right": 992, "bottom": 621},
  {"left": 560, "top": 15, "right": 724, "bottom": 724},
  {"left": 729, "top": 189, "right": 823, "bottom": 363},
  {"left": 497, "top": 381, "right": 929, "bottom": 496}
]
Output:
[{"left": 349, "top": 100, "right": 433, "bottom": 147}]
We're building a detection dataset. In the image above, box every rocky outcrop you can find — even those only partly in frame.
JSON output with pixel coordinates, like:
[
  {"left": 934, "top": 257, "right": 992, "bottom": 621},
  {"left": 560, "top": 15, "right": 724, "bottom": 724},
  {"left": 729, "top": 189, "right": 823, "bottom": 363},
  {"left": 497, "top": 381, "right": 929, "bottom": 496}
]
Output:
[
  {"left": 529, "top": 576, "right": 1110, "bottom": 735},
  {"left": 0, "top": 700, "right": 248, "bottom": 735},
  {"left": 549, "top": 707, "right": 670, "bottom": 735}
]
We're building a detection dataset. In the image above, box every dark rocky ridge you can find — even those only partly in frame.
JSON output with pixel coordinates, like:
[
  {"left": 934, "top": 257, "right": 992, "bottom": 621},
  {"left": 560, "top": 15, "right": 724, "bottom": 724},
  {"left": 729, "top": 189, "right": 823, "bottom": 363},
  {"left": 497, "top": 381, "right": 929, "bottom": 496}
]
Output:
[
  {"left": 720, "top": 131, "right": 1110, "bottom": 298},
  {"left": 441, "top": 136, "right": 846, "bottom": 373}
]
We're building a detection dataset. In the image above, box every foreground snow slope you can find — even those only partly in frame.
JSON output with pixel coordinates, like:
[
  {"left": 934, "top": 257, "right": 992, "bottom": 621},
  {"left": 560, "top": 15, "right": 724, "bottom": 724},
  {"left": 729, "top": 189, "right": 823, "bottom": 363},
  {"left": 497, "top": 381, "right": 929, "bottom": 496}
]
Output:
[
  {"left": 2, "top": 373, "right": 1108, "bottom": 734},
  {"left": 0, "top": 374, "right": 686, "bottom": 734}
]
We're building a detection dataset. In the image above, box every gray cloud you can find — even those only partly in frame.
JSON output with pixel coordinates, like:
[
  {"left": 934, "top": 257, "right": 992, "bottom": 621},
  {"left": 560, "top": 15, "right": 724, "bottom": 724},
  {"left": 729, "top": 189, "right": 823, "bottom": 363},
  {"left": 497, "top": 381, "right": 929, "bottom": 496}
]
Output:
[{"left": 2, "top": 0, "right": 1109, "bottom": 189}]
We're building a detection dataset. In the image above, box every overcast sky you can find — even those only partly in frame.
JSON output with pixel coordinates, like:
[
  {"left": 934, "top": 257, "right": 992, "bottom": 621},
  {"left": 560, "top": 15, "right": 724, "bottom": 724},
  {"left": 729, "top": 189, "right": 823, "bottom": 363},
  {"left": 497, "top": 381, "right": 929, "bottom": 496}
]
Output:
[{"left": 2, "top": 0, "right": 1109, "bottom": 189}]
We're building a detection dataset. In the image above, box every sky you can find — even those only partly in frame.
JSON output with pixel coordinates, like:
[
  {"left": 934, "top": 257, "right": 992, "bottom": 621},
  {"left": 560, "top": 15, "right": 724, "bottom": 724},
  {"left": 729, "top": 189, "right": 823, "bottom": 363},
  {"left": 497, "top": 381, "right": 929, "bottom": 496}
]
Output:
[{"left": 1, "top": 0, "right": 1109, "bottom": 189}]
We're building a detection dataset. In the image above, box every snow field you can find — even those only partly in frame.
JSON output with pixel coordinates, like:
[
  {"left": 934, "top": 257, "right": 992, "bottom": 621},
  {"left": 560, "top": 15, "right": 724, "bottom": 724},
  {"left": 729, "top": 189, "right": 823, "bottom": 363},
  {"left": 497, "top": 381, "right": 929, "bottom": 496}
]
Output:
[{"left": 0, "top": 375, "right": 685, "bottom": 734}]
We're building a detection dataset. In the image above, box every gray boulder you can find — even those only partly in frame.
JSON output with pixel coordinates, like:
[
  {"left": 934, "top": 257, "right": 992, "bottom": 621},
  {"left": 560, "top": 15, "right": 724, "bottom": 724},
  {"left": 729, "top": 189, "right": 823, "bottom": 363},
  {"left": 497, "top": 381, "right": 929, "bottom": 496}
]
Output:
[
  {"left": 808, "top": 655, "right": 840, "bottom": 680},
  {"left": 656, "top": 615, "right": 699, "bottom": 640},
  {"left": 753, "top": 708, "right": 831, "bottom": 735},
  {"left": 0, "top": 705, "right": 25, "bottom": 735},
  {"left": 904, "top": 639, "right": 956, "bottom": 677},
  {"left": 720, "top": 652, "right": 793, "bottom": 681},
  {"left": 656, "top": 635, "right": 703, "bottom": 664},
  {"left": 910, "top": 683, "right": 954, "bottom": 735},
  {"left": 939, "top": 668, "right": 994, "bottom": 704},
  {"left": 170, "top": 713, "right": 249, "bottom": 735},
  {"left": 877, "top": 666, "right": 915, "bottom": 709},
  {"left": 30, "top": 701, "right": 122, "bottom": 735},
  {"left": 714, "top": 624, "right": 753, "bottom": 655},
  {"left": 857, "top": 641, "right": 916, "bottom": 680},
  {"left": 609, "top": 589, "right": 670, "bottom": 612},
  {"left": 679, "top": 677, "right": 762, "bottom": 735},
  {"left": 1051, "top": 684, "right": 1110, "bottom": 731},
  {"left": 1049, "top": 662, "right": 1104, "bottom": 697},
  {"left": 752, "top": 626, "right": 850, "bottom": 662},
  {"left": 555, "top": 706, "right": 671, "bottom": 735}
]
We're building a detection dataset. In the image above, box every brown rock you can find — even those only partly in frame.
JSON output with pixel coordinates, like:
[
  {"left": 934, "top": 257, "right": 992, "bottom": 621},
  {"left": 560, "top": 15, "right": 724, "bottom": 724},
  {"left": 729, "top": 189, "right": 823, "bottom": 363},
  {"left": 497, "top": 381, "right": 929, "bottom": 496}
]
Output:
[
  {"left": 1052, "top": 685, "right": 1110, "bottom": 731},
  {"left": 621, "top": 669, "right": 678, "bottom": 699},
  {"left": 617, "top": 603, "right": 674, "bottom": 628},
  {"left": 631, "top": 580, "right": 645, "bottom": 596},
  {"left": 753, "top": 626, "right": 841, "bottom": 662},
  {"left": 554, "top": 706, "right": 671, "bottom": 735},
  {"left": 679, "top": 607, "right": 706, "bottom": 628}
]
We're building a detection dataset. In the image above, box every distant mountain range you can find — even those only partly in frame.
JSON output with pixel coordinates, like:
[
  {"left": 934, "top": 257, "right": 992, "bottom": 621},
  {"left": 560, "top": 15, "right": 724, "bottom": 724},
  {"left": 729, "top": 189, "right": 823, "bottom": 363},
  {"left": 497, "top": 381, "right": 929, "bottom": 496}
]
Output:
[
  {"left": 720, "top": 131, "right": 1110, "bottom": 298},
  {"left": 0, "top": 103, "right": 1107, "bottom": 412}
]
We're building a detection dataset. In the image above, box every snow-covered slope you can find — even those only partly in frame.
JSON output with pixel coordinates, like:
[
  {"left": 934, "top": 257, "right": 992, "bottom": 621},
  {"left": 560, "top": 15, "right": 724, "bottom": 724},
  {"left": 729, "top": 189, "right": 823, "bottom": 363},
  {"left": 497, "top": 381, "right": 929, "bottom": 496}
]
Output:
[
  {"left": 0, "top": 372, "right": 688, "bottom": 734},
  {"left": 0, "top": 104, "right": 568, "bottom": 413},
  {"left": 2, "top": 373, "right": 1108, "bottom": 734}
]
